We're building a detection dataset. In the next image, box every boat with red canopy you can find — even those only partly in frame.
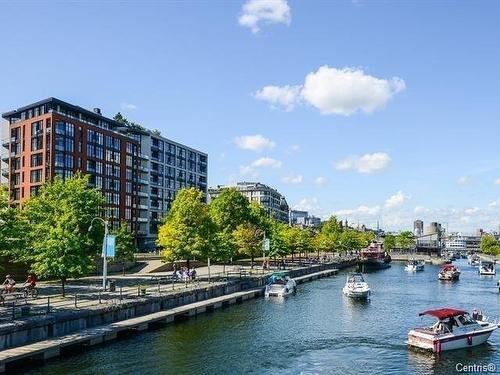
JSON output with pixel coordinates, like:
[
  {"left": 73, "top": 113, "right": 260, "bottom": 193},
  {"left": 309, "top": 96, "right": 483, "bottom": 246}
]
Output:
[
  {"left": 438, "top": 264, "right": 460, "bottom": 281},
  {"left": 407, "top": 307, "right": 498, "bottom": 352}
]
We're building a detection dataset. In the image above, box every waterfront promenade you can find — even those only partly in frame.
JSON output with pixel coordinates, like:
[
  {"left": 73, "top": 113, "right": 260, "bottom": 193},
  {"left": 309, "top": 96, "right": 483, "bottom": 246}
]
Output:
[{"left": 0, "top": 257, "right": 356, "bottom": 372}]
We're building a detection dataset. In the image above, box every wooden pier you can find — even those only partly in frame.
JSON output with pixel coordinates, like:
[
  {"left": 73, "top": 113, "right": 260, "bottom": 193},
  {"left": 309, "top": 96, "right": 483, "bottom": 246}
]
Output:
[{"left": 0, "top": 268, "right": 338, "bottom": 373}]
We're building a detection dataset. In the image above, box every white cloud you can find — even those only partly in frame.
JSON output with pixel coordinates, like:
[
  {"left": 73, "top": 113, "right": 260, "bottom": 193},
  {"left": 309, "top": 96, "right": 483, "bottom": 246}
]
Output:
[
  {"left": 495, "top": 178, "right": 500, "bottom": 186},
  {"left": 335, "top": 152, "right": 391, "bottom": 174},
  {"left": 414, "top": 206, "right": 431, "bottom": 214},
  {"left": 282, "top": 172, "right": 303, "bottom": 184},
  {"left": 334, "top": 205, "right": 380, "bottom": 217},
  {"left": 293, "top": 197, "right": 319, "bottom": 211},
  {"left": 290, "top": 144, "right": 300, "bottom": 152},
  {"left": 464, "top": 207, "right": 479, "bottom": 215},
  {"left": 489, "top": 200, "right": 500, "bottom": 208},
  {"left": 239, "top": 165, "right": 259, "bottom": 177},
  {"left": 302, "top": 66, "right": 405, "bottom": 115},
  {"left": 238, "top": 0, "right": 291, "bottom": 33},
  {"left": 234, "top": 134, "right": 276, "bottom": 152},
  {"left": 239, "top": 156, "right": 282, "bottom": 177},
  {"left": 457, "top": 176, "right": 471, "bottom": 185},
  {"left": 254, "top": 66, "right": 405, "bottom": 115},
  {"left": 385, "top": 191, "right": 410, "bottom": 209},
  {"left": 251, "top": 157, "right": 282, "bottom": 168},
  {"left": 314, "top": 176, "right": 328, "bottom": 187},
  {"left": 121, "top": 103, "right": 137, "bottom": 111},
  {"left": 254, "top": 85, "right": 301, "bottom": 111}
]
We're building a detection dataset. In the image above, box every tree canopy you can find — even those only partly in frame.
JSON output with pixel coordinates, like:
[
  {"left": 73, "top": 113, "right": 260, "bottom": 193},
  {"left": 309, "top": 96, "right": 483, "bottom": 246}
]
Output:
[
  {"left": 22, "top": 174, "right": 105, "bottom": 296},
  {"left": 157, "top": 188, "right": 216, "bottom": 266}
]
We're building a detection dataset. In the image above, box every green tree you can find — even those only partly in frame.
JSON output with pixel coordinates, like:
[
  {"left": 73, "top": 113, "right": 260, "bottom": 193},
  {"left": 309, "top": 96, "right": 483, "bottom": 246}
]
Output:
[
  {"left": 480, "top": 234, "right": 500, "bottom": 255},
  {"left": 396, "top": 231, "right": 415, "bottom": 250},
  {"left": 232, "top": 223, "right": 264, "bottom": 268},
  {"left": 209, "top": 188, "right": 251, "bottom": 233},
  {"left": 337, "top": 230, "right": 363, "bottom": 253},
  {"left": 22, "top": 174, "right": 104, "bottom": 296},
  {"left": 315, "top": 216, "right": 341, "bottom": 254},
  {"left": 383, "top": 234, "right": 396, "bottom": 252},
  {"left": 209, "top": 188, "right": 251, "bottom": 265},
  {"left": 157, "top": 188, "right": 215, "bottom": 268},
  {"left": 0, "top": 185, "right": 28, "bottom": 260},
  {"left": 249, "top": 201, "right": 273, "bottom": 234},
  {"left": 110, "top": 222, "right": 137, "bottom": 274}
]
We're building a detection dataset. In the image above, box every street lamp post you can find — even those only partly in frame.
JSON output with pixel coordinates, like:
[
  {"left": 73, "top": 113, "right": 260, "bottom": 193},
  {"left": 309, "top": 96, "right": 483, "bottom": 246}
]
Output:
[{"left": 89, "top": 217, "right": 109, "bottom": 291}]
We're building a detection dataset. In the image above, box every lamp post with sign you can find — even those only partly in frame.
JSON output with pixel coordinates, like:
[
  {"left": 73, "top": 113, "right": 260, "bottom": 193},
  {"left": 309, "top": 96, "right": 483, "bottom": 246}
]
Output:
[
  {"left": 263, "top": 234, "right": 270, "bottom": 273},
  {"left": 88, "top": 217, "right": 115, "bottom": 291}
]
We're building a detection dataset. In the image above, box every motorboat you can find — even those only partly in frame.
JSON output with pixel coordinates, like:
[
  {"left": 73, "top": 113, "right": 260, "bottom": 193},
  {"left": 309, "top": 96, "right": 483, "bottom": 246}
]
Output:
[
  {"left": 405, "top": 259, "right": 425, "bottom": 272},
  {"left": 358, "top": 241, "right": 391, "bottom": 271},
  {"left": 407, "top": 308, "right": 498, "bottom": 352},
  {"left": 342, "top": 273, "right": 371, "bottom": 299},
  {"left": 468, "top": 254, "right": 480, "bottom": 266},
  {"left": 438, "top": 264, "right": 460, "bottom": 281},
  {"left": 479, "top": 261, "right": 496, "bottom": 276},
  {"left": 264, "top": 272, "right": 296, "bottom": 297}
]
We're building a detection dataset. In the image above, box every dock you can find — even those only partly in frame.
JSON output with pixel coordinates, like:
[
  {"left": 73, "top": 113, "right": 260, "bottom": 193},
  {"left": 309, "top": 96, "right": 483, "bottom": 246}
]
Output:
[{"left": 0, "top": 268, "right": 338, "bottom": 373}]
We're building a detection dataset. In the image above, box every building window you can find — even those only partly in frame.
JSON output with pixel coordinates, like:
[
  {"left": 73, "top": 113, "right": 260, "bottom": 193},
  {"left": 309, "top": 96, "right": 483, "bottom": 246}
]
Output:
[
  {"left": 30, "top": 169, "right": 42, "bottom": 183},
  {"left": 31, "top": 153, "right": 43, "bottom": 167}
]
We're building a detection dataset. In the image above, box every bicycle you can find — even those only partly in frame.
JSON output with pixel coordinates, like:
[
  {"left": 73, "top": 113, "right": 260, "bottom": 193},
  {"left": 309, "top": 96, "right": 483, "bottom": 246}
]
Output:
[{"left": 22, "top": 285, "right": 39, "bottom": 299}]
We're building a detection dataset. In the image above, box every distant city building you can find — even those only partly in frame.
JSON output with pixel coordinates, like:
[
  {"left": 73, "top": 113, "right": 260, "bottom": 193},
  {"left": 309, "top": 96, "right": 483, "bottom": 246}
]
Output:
[
  {"left": 209, "top": 182, "right": 289, "bottom": 223},
  {"left": 444, "top": 233, "right": 467, "bottom": 252},
  {"left": 426, "top": 222, "right": 442, "bottom": 235},
  {"left": 414, "top": 220, "right": 424, "bottom": 236},
  {"left": 290, "top": 209, "right": 321, "bottom": 228}
]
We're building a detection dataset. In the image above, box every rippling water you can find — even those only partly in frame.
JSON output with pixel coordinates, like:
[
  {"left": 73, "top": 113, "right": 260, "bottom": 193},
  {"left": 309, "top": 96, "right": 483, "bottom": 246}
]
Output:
[{"left": 20, "top": 259, "right": 500, "bottom": 375}]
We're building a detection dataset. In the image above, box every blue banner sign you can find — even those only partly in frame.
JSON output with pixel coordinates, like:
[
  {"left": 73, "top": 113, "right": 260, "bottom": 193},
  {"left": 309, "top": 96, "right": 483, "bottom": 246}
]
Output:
[{"left": 103, "top": 235, "right": 116, "bottom": 258}]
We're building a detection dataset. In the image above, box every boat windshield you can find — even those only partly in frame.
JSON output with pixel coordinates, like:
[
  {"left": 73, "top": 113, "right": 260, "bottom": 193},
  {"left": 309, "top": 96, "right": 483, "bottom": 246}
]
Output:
[{"left": 348, "top": 274, "right": 365, "bottom": 283}]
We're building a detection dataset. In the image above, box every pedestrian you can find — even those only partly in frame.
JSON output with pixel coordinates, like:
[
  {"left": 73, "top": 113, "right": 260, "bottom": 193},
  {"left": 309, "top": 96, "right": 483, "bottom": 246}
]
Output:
[{"left": 3, "top": 275, "right": 16, "bottom": 294}]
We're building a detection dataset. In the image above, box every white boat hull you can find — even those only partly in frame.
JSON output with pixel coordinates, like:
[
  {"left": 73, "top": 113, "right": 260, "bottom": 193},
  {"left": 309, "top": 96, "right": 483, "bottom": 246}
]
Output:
[
  {"left": 342, "top": 286, "right": 370, "bottom": 299},
  {"left": 408, "top": 326, "right": 497, "bottom": 352},
  {"left": 479, "top": 270, "right": 496, "bottom": 276},
  {"left": 405, "top": 265, "right": 424, "bottom": 272},
  {"left": 265, "top": 281, "right": 296, "bottom": 298}
]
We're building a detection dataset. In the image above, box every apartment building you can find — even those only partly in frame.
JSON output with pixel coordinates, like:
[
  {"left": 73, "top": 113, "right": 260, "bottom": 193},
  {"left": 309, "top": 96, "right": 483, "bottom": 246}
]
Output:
[
  {"left": 2, "top": 98, "right": 208, "bottom": 250},
  {"left": 208, "top": 181, "right": 289, "bottom": 223}
]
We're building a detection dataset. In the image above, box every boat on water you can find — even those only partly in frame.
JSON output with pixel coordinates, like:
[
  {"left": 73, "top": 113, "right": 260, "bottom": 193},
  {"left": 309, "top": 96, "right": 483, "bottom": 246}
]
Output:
[
  {"left": 438, "top": 264, "right": 460, "bottom": 281},
  {"left": 358, "top": 241, "right": 391, "bottom": 271},
  {"left": 405, "top": 259, "right": 425, "bottom": 272},
  {"left": 264, "top": 272, "right": 297, "bottom": 298},
  {"left": 479, "top": 261, "right": 496, "bottom": 276},
  {"left": 468, "top": 253, "right": 480, "bottom": 266},
  {"left": 342, "top": 273, "right": 371, "bottom": 299},
  {"left": 407, "top": 308, "right": 498, "bottom": 352}
]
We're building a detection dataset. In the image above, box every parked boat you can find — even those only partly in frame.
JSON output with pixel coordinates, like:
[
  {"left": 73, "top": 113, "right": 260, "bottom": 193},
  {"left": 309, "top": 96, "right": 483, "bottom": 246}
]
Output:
[
  {"left": 405, "top": 259, "right": 425, "bottom": 272},
  {"left": 342, "top": 273, "right": 371, "bottom": 299},
  {"left": 468, "top": 253, "right": 480, "bottom": 266},
  {"left": 438, "top": 264, "right": 460, "bottom": 281},
  {"left": 264, "top": 272, "right": 296, "bottom": 298},
  {"left": 479, "top": 261, "right": 496, "bottom": 276},
  {"left": 407, "top": 308, "right": 498, "bottom": 352},
  {"left": 358, "top": 241, "right": 391, "bottom": 271}
]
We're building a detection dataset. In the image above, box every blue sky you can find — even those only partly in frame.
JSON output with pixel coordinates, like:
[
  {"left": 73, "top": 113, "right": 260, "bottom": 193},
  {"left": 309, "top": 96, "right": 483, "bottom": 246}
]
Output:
[{"left": 1, "top": 0, "right": 500, "bottom": 233}]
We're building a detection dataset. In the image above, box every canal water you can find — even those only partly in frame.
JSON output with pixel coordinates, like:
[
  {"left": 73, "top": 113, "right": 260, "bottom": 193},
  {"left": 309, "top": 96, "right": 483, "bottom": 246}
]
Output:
[{"left": 20, "top": 259, "right": 500, "bottom": 375}]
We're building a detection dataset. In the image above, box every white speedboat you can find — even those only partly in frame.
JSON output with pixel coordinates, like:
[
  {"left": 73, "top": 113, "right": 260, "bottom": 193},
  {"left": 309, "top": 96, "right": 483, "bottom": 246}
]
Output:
[
  {"left": 405, "top": 259, "right": 425, "bottom": 272},
  {"left": 342, "top": 273, "right": 370, "bottom": 299},
  {"left": 438, "top": 264, "right": 460, "bottom": 281},
  {"left": 479, "top": 261, "right": 496, "bottom": 276},
  {"left": 407, "top": 308, "right": 498, "bottom": 352},
  {"left": 468, "top": 254, "right": 480, "bottom": 266},
  {"left": 265, "top": 273, "right": 296, "bottom": 297}
]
